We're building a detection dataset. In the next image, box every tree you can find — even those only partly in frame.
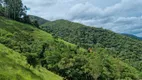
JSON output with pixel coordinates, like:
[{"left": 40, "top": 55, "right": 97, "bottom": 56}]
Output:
[
  {"left": 33, "top": 20, "right": 40, "bottom": 29},
  {"left": 22, "top": 15, "right": 31, "bottom": 24},
  {"left": 0, "top": 0, "right": 4, "bottom": 16},
  {"left": 0, "top": 0, "right": 3, "bottom": 5},
  {"left": 0, "top": 4, "right": 3, "bottom": 16},
  {"left": 26, "top": 53, "right": 38, "bottom": 68},
  {"left": 0, "top": 0, "right": 2, "bottom": 5},
  {"left": 3, "top": 0, "right": 26, "bottom": 20}
]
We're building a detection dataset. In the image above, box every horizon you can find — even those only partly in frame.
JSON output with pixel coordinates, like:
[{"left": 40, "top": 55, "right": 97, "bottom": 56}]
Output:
[{"left": 23, "top": 0, "right": 142, "bottom": 37}]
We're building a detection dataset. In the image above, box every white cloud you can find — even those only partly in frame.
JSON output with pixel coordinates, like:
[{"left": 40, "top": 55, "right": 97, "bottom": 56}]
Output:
[{"left": 22, "top": 0, "right": 142, "bottom": 37}]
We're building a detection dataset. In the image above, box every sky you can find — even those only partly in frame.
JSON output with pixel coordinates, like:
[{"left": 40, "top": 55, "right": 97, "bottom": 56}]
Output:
[{"left": 22, "top": 0, "right": 142, "bottom": 37}]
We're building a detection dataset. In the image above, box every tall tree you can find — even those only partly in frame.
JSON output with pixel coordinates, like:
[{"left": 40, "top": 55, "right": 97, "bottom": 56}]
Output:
[
  {"left": 0, "top": 0, "right": 4, "bottom": 16},
  {"left": 0, "top": 0, "right": 3, "bottom": 4},
  {"left": 4, "top": 0, "right": 25, "bottom": 20}
]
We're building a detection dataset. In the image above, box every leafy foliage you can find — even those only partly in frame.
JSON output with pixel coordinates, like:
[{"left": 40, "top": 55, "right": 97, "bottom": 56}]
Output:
[
  {"left": 0, "top": 44, "right": 63, "bottom": 80},
  {"left": 41, "top": 20, "right": 142, "bottom": 71},
  {"left": 0, "top": 0, "right": 40, "bottom": 28},
  {"left": 0, "top": 16, "right": 142, "bottom": 80},
  {"left": 1, "top": 0, "right": 26, "bottom": 20}
]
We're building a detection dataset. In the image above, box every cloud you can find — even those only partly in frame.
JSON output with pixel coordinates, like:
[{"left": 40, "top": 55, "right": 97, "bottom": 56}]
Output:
[{"left": 22, "top": 0, "right": 142, "bottom": 37}]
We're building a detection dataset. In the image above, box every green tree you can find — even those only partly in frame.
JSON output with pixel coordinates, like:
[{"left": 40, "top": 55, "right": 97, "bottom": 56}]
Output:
[
  {"left": 4, "top": 0, "right": 25, "bottom": 20},
  {"left": 0, "top": 0, "right": 4, "bottom": 16},
  {"left": 33, "top": 20, "right": 40, "bottom": 28},
  {"left": 22, "top": 15, "right": 31, "bottom": 24}
]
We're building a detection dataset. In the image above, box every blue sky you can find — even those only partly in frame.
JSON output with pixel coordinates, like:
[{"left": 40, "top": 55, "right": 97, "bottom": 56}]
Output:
[{"left": 22, "top": 0, "right": 142, "bottom": 37}]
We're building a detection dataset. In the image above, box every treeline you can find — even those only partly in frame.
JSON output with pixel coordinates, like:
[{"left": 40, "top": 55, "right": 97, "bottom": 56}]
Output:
[{"left": 0, "top": 0, "right": 39, "bottom": 28}]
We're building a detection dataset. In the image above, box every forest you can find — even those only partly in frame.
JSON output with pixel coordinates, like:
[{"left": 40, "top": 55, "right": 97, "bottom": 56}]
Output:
[
  {"left": 0, "top": 0, "right": 142, "bottom": 80},
  {"left": 41, "top": 20, "right": 142, "bottom": 71}
]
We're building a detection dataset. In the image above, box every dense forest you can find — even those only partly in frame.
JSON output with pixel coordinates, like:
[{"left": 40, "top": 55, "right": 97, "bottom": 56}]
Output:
[
  {"left": 41, "top": 20, "right": 142, "bottom": 71},
  {"left": 0, "top": 0, "right": 142, "bottom": 80}
]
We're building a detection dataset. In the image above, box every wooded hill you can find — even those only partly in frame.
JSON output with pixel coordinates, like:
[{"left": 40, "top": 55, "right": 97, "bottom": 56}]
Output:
[
  {"left": 0, "top": 16, "right": 142, "bottom": 80},
  {"left": 41, "top": 19, "right": 142, "bottom": 72},
  {"left": 1, "top": 0, "right": 142, "bottom": 79}
]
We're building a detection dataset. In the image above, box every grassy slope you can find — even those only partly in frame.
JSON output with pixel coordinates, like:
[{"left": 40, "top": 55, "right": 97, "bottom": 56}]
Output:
[
  {"left": 0, "top": 16, "right": 82, "bottom": 80},
  {"left": 0, "top": 44, "right": 62, "bottom": 80},
  {"left": 0, "top": 16, "right": 142, "bottom": 79},
  {"left": 0, "top": 16, "right": 83, "bottom": 54},
  {"left": 0, "top": 16, "right": 63, "bottom": 80}
]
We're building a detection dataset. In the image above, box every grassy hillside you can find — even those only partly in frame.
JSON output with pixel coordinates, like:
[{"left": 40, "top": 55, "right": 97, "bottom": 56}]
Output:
[
  {"left": 0, "top": 16, "right": 142, "bottom": 80},
  {"left": 0, "top": 43, "right": 62, "bottom": 80},
  {"left": 41, "top": 19, "right": 142, "bottom": 71}
]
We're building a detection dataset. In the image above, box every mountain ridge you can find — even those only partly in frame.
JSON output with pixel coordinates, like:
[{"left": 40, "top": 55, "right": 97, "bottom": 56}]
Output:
[
  {"left": 29, "top": 15, "right": 49, "bottom": 25},
  {"left": 122, "top": 33, "right": 142, "bottom": 40}
]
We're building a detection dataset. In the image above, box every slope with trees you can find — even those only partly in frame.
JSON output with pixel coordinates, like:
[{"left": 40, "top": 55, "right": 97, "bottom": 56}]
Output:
[
  {"left": 0, "top": 43, "right": 63, "bottom": 80},
  {"left": 1, "top": 0, "right": 142, "bottom": 79},
  {"left": 41, "top": 19, "right": 142, "bottom": 71},
  {"left": 0, "top": 16, "right": 142, "bottom": 79}
]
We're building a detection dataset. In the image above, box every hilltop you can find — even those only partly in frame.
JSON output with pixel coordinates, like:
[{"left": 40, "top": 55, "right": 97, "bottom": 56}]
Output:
[{"left": 29, "top": 15, "right": 48, "bottom": 25}]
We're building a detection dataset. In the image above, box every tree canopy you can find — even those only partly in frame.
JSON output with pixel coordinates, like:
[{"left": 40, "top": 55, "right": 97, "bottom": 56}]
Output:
[{"left": 41, "top": 20, "right": 142, "bottom": 71}]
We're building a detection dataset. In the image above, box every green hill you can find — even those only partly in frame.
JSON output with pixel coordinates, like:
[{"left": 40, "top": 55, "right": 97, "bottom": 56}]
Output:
[
  {"left": 0, "top": 16, "right": 63, "bottom": 80},
  {"left": 0, "top": 43, "right": 62, "bottom": 80},
  {"left": 41, "top": 19, "right": 142, "bottom": 71},
  {"left": 29, "top": 15, "right": 48, "bottom": 25},
  {"left": 0, "top": 16, "right": 142, "bottom": 80}
]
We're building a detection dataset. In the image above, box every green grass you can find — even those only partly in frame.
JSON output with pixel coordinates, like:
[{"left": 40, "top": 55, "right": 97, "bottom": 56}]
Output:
[
  {"left": 32, "top": 30, "right": 54, "bottom": 42},
  {"left": 0, "top": 44, "right": 63, "bottom": 80},
  {"left": 0, "top": 16, "right": 63, "bottom": 80}
]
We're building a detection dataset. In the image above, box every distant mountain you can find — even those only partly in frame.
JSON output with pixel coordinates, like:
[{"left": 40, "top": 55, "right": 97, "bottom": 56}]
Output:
[
  {"left": 41, "top": 19, "right": 142, "bottom": 71},
  {"left": 122, "top": 33, "right": 142, "bottom": 40},
  {"left": 29, "top": 15, "right": 48, "bottom": 25}
]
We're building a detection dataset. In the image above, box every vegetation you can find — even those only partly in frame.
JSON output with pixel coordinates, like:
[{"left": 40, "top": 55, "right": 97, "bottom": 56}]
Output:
[
  {"left": 41, "top": 19, "right": 142, "bottom": 71},
  {"left": 0, "top": 0, "right": 40, "bottom": 28},
  {"left": 1, "top": 0, "right": 142, "bottom": 79},
  {"left": 0, "top": 0, "right": 26, "bottom": 20},
  {"left": 29, "top": 15, "right": 48, "bottom": 25},
  {"left": 0, "top": 16, "right": 142, "bottom": 80},
  {"left": 122, "top": 33, "right": 142, "bottom": 40},
  {"left": 0, "top": 43, "right": 63, "bottom": 80}
]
